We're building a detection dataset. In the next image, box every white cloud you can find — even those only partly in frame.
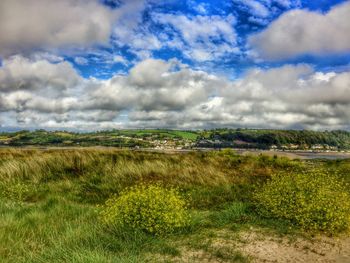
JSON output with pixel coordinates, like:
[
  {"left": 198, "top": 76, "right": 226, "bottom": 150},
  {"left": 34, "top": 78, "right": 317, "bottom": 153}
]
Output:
[
  {"left": 74, "top": 57, "right": 89, "bottom": 65},
  {"left": 112, "top": 0, "right": 163, "bottom": 59},
  {"left": 0, "top": 56, "right": 221, "bottom": 128},
  {"left": 30, "top": 52, "right": 64, "bottom": 63},
  {"left": 219, "top": 65, "right": 350, "bottom": 129},
  {"left": 0, "top": 55, "right": 81, "bottom": 93},
  {"left": 0, "top": 56, "right": 81, "bottom": 116},
  {"left": 0, "top": 0, "right": 117, "bottom": 56},
  {"left": 248, "top": 1, "right": 350, "bottom": 60},
  {"left": 88, "top": 58, "right": 220, "bottom": 112},
  {"left": 154, "top": 13, "right": 238, "bottom": 61},
  {"left": 194, "top": 3, "right": 208, "bottom": 14},
  {"left": 113, "top": 55, "right": 128, "bottom": 65},
  {"left": 235, "top": 0, "right": 270, "bottom": 18},
  {"left": 273, "top": 0, "right": 300, "bottom": 8},
  {"left": 187, "top": 0, "right": 209, "bottom": 14}
]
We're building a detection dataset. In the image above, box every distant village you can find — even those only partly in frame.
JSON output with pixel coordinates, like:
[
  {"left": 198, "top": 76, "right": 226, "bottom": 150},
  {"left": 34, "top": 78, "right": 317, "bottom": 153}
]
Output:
[
  {"left": 127, "top": 136, "right": 343, "bottom": 152},
  {"left": 195, "top": 138, "right": 341, "bottom": 152}
]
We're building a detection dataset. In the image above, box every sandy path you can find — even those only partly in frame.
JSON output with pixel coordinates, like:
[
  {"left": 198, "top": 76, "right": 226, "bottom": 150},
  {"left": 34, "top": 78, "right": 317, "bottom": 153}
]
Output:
[{"left": 152, "top": 229, "right": 350, "bottom": 262}]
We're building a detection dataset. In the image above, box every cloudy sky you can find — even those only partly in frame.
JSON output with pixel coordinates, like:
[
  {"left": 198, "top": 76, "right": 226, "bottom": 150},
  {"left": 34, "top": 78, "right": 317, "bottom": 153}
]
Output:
[{"left": 1, "top": 0, "right": 350, "bottom": 131}]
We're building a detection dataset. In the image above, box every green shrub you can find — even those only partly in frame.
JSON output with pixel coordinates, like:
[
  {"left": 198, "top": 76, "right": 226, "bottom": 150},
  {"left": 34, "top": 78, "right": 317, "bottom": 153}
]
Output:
[
  {"left": 254, "top": 170, "right": 350, "bottom": 234},
  {"left": 209, "top": 202, "right": 250, "bottom": 227},
  {"left": 100, "top": 184, "right": 190, "bottom": 235}
]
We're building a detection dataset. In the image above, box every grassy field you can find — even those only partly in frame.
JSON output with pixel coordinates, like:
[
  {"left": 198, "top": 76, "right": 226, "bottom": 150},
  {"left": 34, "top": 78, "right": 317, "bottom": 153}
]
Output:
[
  {"left": 115, "top": 129, "right": 199, "bottom": 140},
  {"left": 1, "top": 148, "right": 350, "bottom": 262}
]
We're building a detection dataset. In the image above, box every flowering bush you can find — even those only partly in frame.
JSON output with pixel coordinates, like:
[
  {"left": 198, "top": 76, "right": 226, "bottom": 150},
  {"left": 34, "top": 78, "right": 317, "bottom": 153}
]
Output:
[
  {"left": 100, "top": 184, "right": 190, "bottom": 235},
  {"left": 254, "top": 170, "right": 350, "bottom": 234}
]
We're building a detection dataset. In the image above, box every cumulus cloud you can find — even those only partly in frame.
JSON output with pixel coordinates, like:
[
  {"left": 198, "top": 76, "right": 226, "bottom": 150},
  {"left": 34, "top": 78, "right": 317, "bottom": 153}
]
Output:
[
  {"left": 86, "top": 58, "right": 221, "bottom": 112},
  {"left": 113, "top": 64, "right": 350, "bottom": 130},
  {"left": 0, "top": 0, "right": 117, "bottom": 56},
  {"left": 0, "top": 56, "right": 81, "bottom": 93},
  {"left": 0, "top": 56, "right": 84, "bottom": 125},
  {"left": 248, "top": 1, "right": 350, "bottom": 60},
  {"left": 218, "top": 65, "right": 350, "bottom": 129},
  {"left": 0, "top": 56, "right": 221, "bottom": 128},
  {"left": 1, "top": 55, "right": 350, "bottom": 130}
]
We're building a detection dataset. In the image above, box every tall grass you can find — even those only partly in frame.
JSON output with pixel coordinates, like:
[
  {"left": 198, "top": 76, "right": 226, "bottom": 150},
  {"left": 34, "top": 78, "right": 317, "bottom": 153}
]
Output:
[
  {"left": 0, "top": 148, "right": 302, "bottom": 184},
  {"left": 0, "top": 148, "right": 304, "bottom": 205},
  {"left": 0, "top": 148, "right": 315, "bottom": 262}
]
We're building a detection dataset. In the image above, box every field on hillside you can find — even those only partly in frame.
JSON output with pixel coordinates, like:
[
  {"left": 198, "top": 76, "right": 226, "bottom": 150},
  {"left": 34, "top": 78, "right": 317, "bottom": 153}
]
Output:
[{"left": 1, "top": 148, "right": 350, "bottom": 262}]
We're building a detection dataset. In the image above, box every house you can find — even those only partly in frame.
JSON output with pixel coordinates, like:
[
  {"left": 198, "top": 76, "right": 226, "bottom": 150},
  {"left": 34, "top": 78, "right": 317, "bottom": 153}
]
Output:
[
  {"left": 289, "top": 144, "right": 299, "bottom": 149},
  {"left": 311, "top": 144, "right": 324, "bottom": 150},
  {"left": 270, "top": 145, "right": 278, "bottom": 150}
]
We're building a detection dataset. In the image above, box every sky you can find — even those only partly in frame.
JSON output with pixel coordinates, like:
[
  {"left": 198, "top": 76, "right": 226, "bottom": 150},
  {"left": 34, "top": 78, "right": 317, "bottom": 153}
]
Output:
[{"left": 0, "top": 0, "right": 350, "bottom": 131}]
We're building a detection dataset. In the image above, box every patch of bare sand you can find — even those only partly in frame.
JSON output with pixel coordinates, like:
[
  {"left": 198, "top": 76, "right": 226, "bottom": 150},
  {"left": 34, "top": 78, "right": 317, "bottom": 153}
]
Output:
[
  {"left": 146, "top": 249, "right": 219, "bottom": 263},
  {"left": 214, "top": 229, "right": 350, "bottom": 263}
]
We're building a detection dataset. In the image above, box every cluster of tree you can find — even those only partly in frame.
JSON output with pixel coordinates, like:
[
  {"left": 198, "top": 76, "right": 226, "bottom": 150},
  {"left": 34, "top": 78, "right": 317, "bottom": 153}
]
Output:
[{"left": 199, "top": 129, "right": 350, "bottom": 149}]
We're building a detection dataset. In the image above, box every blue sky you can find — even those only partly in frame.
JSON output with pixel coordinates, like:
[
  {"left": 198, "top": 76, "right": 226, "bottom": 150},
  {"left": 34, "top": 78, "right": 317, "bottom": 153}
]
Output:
[
  {"left": 0, "top": 0, "right": 350, "bottom": 130},
  {"left": 69, "top": 0, "right": 350, "bottom": 79}
]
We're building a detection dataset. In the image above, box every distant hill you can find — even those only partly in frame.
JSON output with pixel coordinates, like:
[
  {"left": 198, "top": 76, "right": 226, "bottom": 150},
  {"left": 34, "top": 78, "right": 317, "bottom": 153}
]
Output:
[
  {"left": 0, "top": 129, "right": 198, "bottom": 148},
  {"left": 1, "top": 129, "right": 350, "bottom": 150}
]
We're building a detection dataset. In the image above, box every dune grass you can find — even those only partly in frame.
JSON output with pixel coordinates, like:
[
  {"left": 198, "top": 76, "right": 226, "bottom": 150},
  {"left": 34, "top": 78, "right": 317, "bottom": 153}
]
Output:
[{"left": 0, "top": 148, "right": 349, "bottom": 262}]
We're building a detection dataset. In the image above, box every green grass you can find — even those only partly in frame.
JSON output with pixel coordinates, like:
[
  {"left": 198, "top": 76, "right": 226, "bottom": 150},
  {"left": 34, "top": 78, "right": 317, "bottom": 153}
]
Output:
[
  {"left": 0, "top": 197, "right": 180, "bottom": 263},
  {"left": 0, "top": 148, "right": 349, "bottom": 262},
  {"left": 116, "top": 129, "right": 198, "bottom": 140}
]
